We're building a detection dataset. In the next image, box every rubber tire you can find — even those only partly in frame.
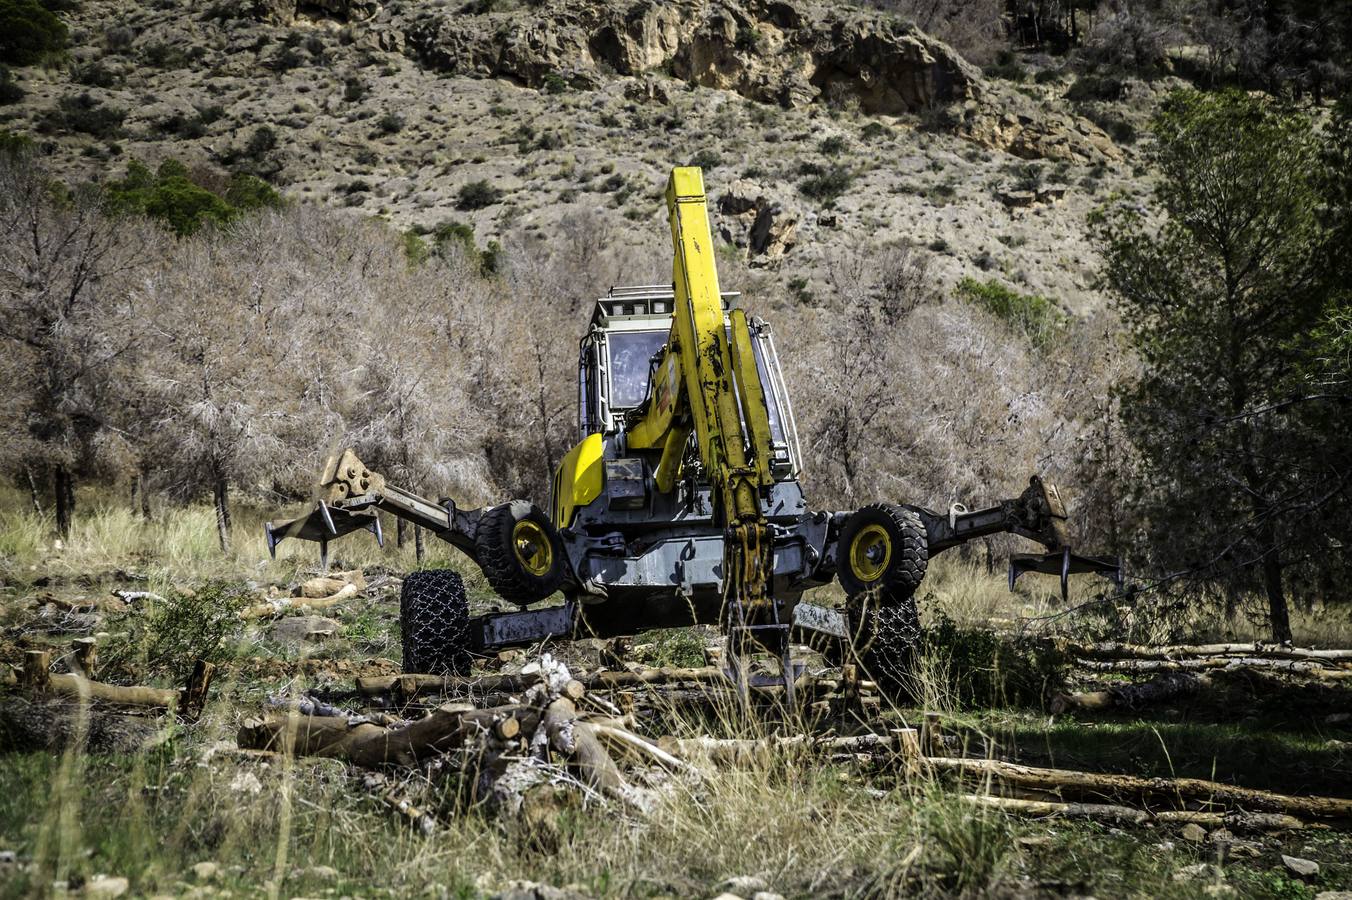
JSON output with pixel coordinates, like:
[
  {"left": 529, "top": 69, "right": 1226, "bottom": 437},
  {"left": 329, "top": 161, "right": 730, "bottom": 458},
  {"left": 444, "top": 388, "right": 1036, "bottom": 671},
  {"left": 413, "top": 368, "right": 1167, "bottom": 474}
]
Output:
[
  {"left": 400, "top": 569, "right": 472, "bottom": 675},
  {"left": 476, "top": 501, "right": 567, "bottom": 607},
  {"left": 845, "top": 587, "right": 923, "bottom": 701},
  {"left": 835, "top": 504, "right": 929, "bottom": 599}
]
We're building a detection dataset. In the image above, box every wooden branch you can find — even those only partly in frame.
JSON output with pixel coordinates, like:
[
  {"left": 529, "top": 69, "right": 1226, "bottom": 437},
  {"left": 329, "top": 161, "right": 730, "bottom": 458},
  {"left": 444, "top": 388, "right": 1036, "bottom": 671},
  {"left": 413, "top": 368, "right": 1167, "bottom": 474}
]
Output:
[
  {"left": 39, "top": 674, "right": 180, "bottom": 709},
  {"left": 71, "top": 638, "right": 98, "bottom": 679},
  {"left": 241, "top": 583, "right": 359, "bottom": 619},
  {"left": 925, "top": 756, "right": 1352, "bottom": 821},
  {"left": 591, "top": 723, "right": 703, "bottom": 776}
]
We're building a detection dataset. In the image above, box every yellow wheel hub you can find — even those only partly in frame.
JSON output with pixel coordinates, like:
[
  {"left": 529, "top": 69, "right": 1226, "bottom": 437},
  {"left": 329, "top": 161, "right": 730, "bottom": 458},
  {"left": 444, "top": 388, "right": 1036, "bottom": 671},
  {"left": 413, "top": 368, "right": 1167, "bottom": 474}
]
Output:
[
  {"left": 512, "top": 520, "right": 554, "bottom": 577},
  {"left": 849, "top": 524, "right": 892, "bottom": 583}
]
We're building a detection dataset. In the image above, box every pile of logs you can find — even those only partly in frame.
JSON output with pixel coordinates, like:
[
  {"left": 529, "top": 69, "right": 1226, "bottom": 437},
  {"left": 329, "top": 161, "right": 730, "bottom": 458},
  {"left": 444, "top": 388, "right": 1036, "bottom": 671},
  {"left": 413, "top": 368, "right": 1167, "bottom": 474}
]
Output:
[
  {"left": 239, "top": 655, "right": 695, "bottom": 810},
  {"left": 1, "top": 645, "right": 215, "bottom": 752}
]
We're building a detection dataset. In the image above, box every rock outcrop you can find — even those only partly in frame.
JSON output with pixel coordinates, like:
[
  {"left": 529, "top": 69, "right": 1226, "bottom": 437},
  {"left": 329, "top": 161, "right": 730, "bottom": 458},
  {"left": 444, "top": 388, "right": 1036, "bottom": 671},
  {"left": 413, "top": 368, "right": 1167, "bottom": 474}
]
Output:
[
  {"left": 717, "top": 179, "right": 799, "bottom": 263},
  {"left": 403, "top": 0, "right": 983, "bottom": 115}
]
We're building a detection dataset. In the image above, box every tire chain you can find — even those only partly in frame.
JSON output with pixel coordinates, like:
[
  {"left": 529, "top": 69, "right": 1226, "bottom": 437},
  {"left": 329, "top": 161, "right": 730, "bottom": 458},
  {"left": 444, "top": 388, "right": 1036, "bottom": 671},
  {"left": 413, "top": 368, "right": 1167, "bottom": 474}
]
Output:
[
  {"left": 848, "top": 588, "right": 923, "bottom": 699},
  {"left": 400, "top": 570, "right": 472, "bottom": 675}
]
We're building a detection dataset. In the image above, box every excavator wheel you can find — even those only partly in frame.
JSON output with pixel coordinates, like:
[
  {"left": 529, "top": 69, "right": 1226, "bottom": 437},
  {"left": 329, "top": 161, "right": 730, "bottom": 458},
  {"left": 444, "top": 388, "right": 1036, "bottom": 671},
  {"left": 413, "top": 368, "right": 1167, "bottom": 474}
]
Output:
[
  {"left": 844, "top": 587, "right": 923, "bottom": 701},
  {"left": 400, "top": 569, "right": 472, "bottom": 675},
  {"left": 476, "top": 501, "right": 567, "bottom": 606},
  {"left": 835, "top": 504, "right": 929, "bottom": 599}
]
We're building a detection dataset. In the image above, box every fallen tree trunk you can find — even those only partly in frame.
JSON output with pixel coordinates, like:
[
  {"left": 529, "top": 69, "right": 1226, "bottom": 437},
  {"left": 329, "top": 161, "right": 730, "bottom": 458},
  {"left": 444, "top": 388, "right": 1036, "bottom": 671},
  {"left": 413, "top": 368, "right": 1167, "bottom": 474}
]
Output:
[
  {"left": 925, "top": 756, "right": 1352, "bottom": 821},
  {"left": 238, "top": 702, "right": 533, "bottom": 767},
  {"left": 1064, "top": 641, "right": 1352, "bottom": 664},
  {"left": 1076, "top": 658, "right": 1352, "bottom": 679},
  {"left": 1051, "top": 673, "right": 1210, "bottom": 715},
  {"left": 963, "top": 794, "right": 1314, "bottom": 832},
  {"left": 17, "top": 650, "right": 214, "bottom": 716}
]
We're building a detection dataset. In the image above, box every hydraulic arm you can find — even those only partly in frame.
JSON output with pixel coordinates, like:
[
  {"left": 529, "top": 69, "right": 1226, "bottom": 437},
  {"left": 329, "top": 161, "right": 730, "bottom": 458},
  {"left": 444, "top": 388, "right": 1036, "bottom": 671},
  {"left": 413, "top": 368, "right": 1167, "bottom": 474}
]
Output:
[{"left": 626, "top": 168, "right": 781, "bottom": 619}]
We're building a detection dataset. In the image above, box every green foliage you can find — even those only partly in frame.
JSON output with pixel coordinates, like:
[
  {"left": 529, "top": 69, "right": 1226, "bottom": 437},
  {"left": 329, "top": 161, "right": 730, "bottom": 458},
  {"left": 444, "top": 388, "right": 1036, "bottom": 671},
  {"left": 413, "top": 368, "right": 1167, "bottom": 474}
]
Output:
[
  {"left": 0, "top": 0, "right": 68, "bottom": 65},
  {"left": 542, "top": 72, "right": 568, "bottom": 94},
  {"left": 919, "top": 611, "right": 1067, "bottom": 708},
  {"left": 0, "top": 129, "right": 34, "bottom": 157},
  {"left": 688, "top": 149, "right": 721, "bottom": 170},
  {"left": 106, "top": 159, "right": 280, "bottom": 236},
  {"left": 244, "top": 125, "right": 276, "bottom": 160},
  {"left": 377, "top": 112, "right": 404, "bottom": 134},
  {"left": 955, "top": 277, "right": 1067, "bottom": 347},
  {"left": 859, "top": 120, "right": 891, "bottom": 141},
  {"left": 456, "top": 178, "right": 503, "bottom": 210},
  {"left": 1094, "top": 89, "right": 1351, "bottom": 639},
  {"left": 101, "top": 581, "right": 249, "bottom": 682},
  {"left": 634, "top": 627, "right": 706, "bottom": 668},
  {"left": 0, "top": 63, "right": 22, "bottom": 104},
  {"left": 401, "top": 230, "right": 430, "bottom": 264},
  {"left": 41, "top": 92, "right": 125, "bottom": 138},
  {"left": 797, "top": 165, "right": 853, "bottom": 205},
  {"left": 983, "top": 48, "right": 1026, "bottom": 82},
  {"left": 918, "top": 791, "right": 1013, "bottom": 894},
  {"left": 224, "top": 172, "right": 281, "bottom": 210},
  {"left": 817, "top": 135, "right": 847, "bottom": 156},
  {"left": 1066, "top": 74, "right": 1122, "bottom": 102}
]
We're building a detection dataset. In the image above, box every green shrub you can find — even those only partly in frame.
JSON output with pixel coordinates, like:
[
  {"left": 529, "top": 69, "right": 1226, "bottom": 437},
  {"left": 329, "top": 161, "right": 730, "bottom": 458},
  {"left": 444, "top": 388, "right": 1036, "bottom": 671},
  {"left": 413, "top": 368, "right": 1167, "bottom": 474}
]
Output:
[
  {"left": 860, "top": 120, "right": 891, "bottom": 141},
  {"left": 244, "top": 125, "right": 276, "bottom": 159},
  {"left": 101, "top": 581, "right": 250, "bottom": 682},
  {"left": 343, "top": 75, "right": 366, "bottom": 102},
  {"left": 955, "top": 277, "right": 1069, "bottom": 347},
  {"left": 456, "top": 179, "right": 503, "bottom": 210},
  {"left": 432, "top": 219, "right": 476, "bottom": 255},
  {"left": 0, "top": 64, "right": 22, "bottom": 104},
  {"left": 0, "top": 129, "right": 34, "bottom": 157},
  {"left": 984, "top": 49, "right": 1026, "bottom": 82},
  {"left": 70, "top": 59, "right": 121, "bottom": 88},
  {"left": 224, "top": 172, "right": 281, "bottom": 210},
  {"left": 688, "top": 148, "right": 721, "bottom": 170},
  {"left": 0, "top": 0, "right": 68, "bottom": 65},
  {"left": 818, "top": 135, "right": 847, "bottom": 156},
  {"left": 377, "top": 112, "right": 404, "bottom": 134},
  {"left": 41, "top": 92, "right": 125, "bottom": 138},
  {"left": 919, "top": 611, "right": 1067, "bottom": 709},
  {"left": 106, "top": 159, "right": 279, "bottom": 236},
  {"left": 1066, "top": 74, "right": 1123, "bottom": 102},
  {"left": 542, "top": 72, "right": 567, "bottom": 94},
  {"left": 798, "top": 165, "right": 853, "bottom": 204}
]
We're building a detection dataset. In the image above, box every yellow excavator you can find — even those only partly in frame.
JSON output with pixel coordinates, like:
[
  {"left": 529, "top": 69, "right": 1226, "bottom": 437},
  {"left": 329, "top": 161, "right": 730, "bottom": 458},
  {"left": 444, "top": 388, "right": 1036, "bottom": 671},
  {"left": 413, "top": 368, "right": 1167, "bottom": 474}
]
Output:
[{"left": 269, "top": 167, "right": 1118, "bottom": 697}]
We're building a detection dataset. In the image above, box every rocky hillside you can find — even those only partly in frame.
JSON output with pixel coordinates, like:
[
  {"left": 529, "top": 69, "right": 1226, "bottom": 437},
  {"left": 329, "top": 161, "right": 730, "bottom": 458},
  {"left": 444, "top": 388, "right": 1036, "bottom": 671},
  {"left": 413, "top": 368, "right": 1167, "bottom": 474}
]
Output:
[{"left": 2, "top": 0, "right": 1166, "bottom": 310}]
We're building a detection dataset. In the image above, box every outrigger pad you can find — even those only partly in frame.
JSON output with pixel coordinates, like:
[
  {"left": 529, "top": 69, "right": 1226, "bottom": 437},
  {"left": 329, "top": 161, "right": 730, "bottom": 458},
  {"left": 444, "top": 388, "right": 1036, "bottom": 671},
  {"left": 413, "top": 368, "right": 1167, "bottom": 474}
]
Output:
[
  {"left": 1009, "top": 547, "right": 1122, "bottom": 602},
  {"left": 264, "top": 501, "right": 380, "bottom": 558}
]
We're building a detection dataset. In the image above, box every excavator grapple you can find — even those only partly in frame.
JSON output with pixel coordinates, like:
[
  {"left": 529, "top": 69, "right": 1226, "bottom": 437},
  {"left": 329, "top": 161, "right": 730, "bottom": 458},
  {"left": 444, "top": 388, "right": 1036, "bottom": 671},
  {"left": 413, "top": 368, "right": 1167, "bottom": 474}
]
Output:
[{"left": 269, "top": 167, "right": 1120, "bottom": 694}]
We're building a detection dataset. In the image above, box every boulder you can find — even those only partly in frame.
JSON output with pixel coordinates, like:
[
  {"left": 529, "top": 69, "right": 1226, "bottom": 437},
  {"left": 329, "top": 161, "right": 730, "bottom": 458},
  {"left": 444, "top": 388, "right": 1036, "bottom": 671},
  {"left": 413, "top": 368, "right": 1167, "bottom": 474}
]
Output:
[
  {"left": 270, "top": 615, "right": 342, "bottom": 643},
  {"left": 1281, "top": 855, "right": 1320, "bottom": 879}
]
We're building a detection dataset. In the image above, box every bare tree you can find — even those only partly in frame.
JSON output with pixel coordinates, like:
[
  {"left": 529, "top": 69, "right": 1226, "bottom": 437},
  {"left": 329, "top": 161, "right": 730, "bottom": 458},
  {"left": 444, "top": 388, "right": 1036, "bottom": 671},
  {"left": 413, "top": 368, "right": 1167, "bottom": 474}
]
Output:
[{"left": 0, "top": 151, "right": 146, "bottom": 535}]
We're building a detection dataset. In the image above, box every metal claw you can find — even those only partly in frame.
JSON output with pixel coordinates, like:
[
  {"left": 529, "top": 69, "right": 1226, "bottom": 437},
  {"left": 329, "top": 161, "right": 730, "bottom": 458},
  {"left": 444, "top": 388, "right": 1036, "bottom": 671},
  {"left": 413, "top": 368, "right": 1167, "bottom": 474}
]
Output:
[
  {"left": 264, "top": 521, "right": 278, "bottom": 560},
  {"left": 369, "top": 515, "right": 384, "bottom": 548},
  {"left": 318, "top": 500, "right": 337, "bottom": 536}
]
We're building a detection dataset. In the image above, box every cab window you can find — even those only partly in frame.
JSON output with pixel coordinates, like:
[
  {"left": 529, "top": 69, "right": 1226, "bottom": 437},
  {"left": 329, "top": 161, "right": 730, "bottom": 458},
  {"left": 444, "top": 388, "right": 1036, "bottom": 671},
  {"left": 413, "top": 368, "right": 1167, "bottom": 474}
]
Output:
[{"left": 608, "top": 330, "right": 669, "bottom": 409}]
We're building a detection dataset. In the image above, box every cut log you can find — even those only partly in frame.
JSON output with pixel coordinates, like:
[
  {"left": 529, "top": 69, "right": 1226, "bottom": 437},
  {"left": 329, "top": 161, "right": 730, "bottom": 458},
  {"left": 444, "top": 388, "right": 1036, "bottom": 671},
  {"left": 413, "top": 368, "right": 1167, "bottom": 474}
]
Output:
[
  {"left": 1065, "top": 641, "right": 1352, "bottom": 663},
  {"left": 39, "top": 673, "right": 180, "bottom": 709},
  {"left": 241, "top": 583, "right": 359, "bottom": 619},
  {"left": 1051, "top": 673, "right": 1210, "bottom": 714},
  {"left": 965, "top": 795, "right": 1314, "bottom": 832},
  {"left": 543, "top": 697, "right": 623, "bottom": 793},
  {"left": 1076, "top": 658, "right": 1352, "bottom": 680},
  {"left": 298, "top": 570, "right": 366, "bottom": 599},
  {"left": 21, "top": 650, "right": 51, "bottom": 690},
  {"left": 71, "top": 637, "right": 98, "bottom": 679},
  {"left": 924, "top": 756, "right": 1352, "bottom": 821}
]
